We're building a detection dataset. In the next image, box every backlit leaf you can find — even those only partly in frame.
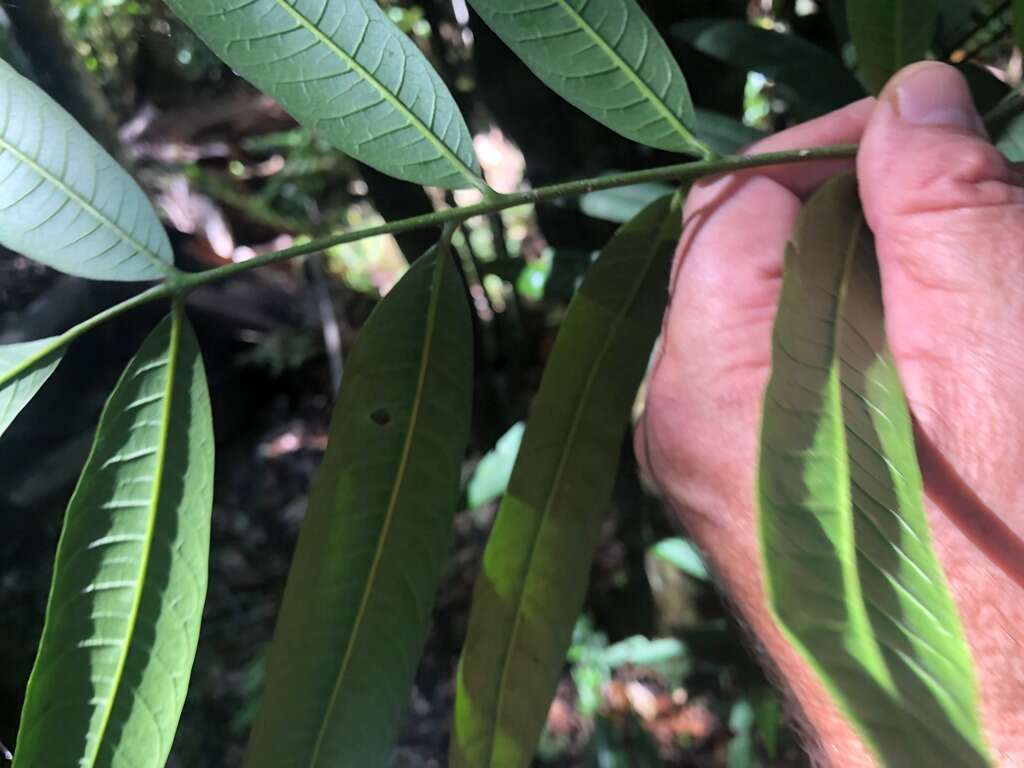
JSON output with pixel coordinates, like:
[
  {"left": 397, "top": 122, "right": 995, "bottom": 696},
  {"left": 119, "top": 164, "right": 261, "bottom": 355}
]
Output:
[
  {"left": 0, "top": 60, "right": 175, "bottom": 281},
  {"left": 14, "top": 307, "right": 214, "bottom": 768},
  {"left": 467, "top": 422, "right": 525, "bottom": 508},
  {"left": 164, "top": 0, "right": 484, "bottom": 190},
  {"left": 651, "top": 538, "right": 709, "bottom": 582},
  {"left": 758, "top": 175, "right": 990, "bottom": 766},
  {"left": 243, "top": 243, "right": 473, "bottom": 768},
  {"left": 452, "top": 192, "right": 682, "bottom": 768},
  {"left": 846, "top": 0, "right": 938, "bottom": 94},
  {"left": 0, "top": 336, "right": 64, "bottom": 438},
  {"left": 467, "top": 0, "right": 705, "bottom": 155}
]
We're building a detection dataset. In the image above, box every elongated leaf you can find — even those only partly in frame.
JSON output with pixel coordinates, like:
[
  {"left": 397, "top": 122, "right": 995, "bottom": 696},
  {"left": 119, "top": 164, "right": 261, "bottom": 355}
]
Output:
[
  {"left": 674, "top": 20, "right": 864, "bottom": 119},
  {"left": 243, "top": 244, "right": 473, "bottom": 768},
  {"left": 164, "top": 0, "right": 483, "bottom": 190},
  {"left": 0, "top": 60, "right": 174, "bottom": 281},
  {"left": 468, "top": 0, "right": 703, "bottom": 155},
  {"left": 452, "top": 192, "right": 682, "bottom": 768},
  {"left": 847, "top": 0, "right": 938, "bottom": 94},
  {"left": 0, "top": 336, "right": 64, "bottom": 438},
  {"left": 14, "top": 308, "right": 214, "bottom": 768},
  {"left": 758, "top": 175, "right": 990, "bottom": 766}
]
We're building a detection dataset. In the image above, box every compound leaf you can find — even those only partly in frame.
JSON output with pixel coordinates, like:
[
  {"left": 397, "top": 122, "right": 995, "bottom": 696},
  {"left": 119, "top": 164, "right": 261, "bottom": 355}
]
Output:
[
  {"left": 847, "top": 0, "right": 939, "bottom": 94},
  {"left": 14, "top": 307, "right": 214, "bottom": 768},
  {"left": 452, "top": 192, "right": 682, "bottom": 768},
  {"left": 759, "top": 175, "right": 990, "bottom": 767},
  {"left": 0, "top": 336, "right": 65, "bottom": 438},
  {"left": 0, "top": 60, "right": 174, "bottom": 281},
  {"left": 243, "top": 243, "right": 473, "bottom": 768},
  {"left": 468, "top": 0, "right": 704, "bottom": 155},
  {"left": 165, "top": 0, "right": 484, "bottom": 190}
]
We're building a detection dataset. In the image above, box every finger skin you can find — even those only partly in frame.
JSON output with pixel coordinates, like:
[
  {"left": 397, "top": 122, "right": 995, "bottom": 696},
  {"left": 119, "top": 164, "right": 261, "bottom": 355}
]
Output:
[
  {"left": 858, "top": 62, "right": 1024, "bottom": 764},
  {"left": 638, "top": 103, "right": 877, "bottom": 766},
  {"left": 640, "top": 61, "right": 1024, "bottom": 767}
]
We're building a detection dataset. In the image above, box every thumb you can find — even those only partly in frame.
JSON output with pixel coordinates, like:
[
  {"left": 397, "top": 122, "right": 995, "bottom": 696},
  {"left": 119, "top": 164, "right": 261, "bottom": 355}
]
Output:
[{"left": 857, "top": 61, "right": 1024, "bottom": 297}]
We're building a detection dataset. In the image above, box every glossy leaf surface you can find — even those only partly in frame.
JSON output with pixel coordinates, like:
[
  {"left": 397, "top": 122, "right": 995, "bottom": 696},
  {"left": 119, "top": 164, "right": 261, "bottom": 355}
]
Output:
[
  {"left": 468, "top": 0, "right": 703, "bottom": 154},
  {"left": 244, "top": 244, "right": 473, "bottom": 768},
  {"left": 14, "top": 308, "right": 214, "bottom": 768},
  {"left": 846, "top": 0, "right": 938, "bottom": 93},
  {"left": 164, "top": 0, "right": 483, "bottom": 190},
  {"left": 675, "top": 20, "right": 864, "bottom": 118},
  {"left": 759, "top": 175, "right": 989, "bottom": 766},
  {"left": 0, "top": 336, "right": 64, "bottom": 438},
  {"left": 452, "top": 192, "right": 682, "bottom": 768},
  {"left": 0, "top": 60, "right": 174, "bottom": 281}
]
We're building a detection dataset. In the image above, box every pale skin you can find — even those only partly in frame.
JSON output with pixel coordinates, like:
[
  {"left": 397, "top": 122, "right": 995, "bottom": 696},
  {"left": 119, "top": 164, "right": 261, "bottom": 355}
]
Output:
[{"left": 635, "top": 62, "right": 1024, "bottom": 766}]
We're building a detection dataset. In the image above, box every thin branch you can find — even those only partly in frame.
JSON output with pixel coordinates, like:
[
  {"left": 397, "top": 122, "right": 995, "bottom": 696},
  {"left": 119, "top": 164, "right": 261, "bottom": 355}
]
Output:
[{"left": 174, "top": 144, "right": 858, "bottom": 294}]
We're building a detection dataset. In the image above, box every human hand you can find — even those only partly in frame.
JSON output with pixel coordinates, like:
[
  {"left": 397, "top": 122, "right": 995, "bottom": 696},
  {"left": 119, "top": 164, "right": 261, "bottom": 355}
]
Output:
[{"left": 635, "top": 62, "right": 1024, "bottom": 766}]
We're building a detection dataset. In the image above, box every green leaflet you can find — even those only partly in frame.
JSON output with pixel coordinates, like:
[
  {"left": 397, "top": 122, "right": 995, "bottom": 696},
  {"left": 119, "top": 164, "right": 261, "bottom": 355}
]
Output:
[
  {"left": 758, "top": 175, "right": 990, "bottom": 766},
  {"left": 0, "top": 60, "right": 175, "bottom": 282},
  {"left": 452, "top": 192, "right": 682, "bottom": 768},
  {"left": 467, "top": 0, "right": 704, "bottom": 155},
  {"left": 243, "top": 244, "right": 473, "bottom": 768},
  {"left": 0, "top": 337, "right": 65, "bottom": 438},
  {"left": 674, "top": 20, "right": 864, "bottom": 119},
  {"left": 846, "top": 0, "right": 938, "bottom": 94},
  {"left": 14, "top": 307, "right": 214, "bottom": 768},
  {"left": 164, "top": 0, "right": 483, "bottom": 191}
]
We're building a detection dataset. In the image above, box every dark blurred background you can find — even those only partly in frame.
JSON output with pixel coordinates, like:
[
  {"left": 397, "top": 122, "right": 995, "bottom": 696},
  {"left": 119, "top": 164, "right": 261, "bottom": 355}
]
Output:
[{"left": 0, "top": 1, "right": 1014, "bottom": 765}]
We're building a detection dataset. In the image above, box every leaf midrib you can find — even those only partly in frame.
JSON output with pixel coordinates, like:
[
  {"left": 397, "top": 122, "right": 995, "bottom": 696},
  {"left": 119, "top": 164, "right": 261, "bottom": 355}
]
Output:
[
  {"left": 834, "top": 249, "right": 990, "bottom": 761},
  {"left": 0, "top": 338, "right": 63, "bottom": 392},
  {"left": 548, "top": 0, "right": 701, "bottom": 152},
  {"left": 271, "top": 0, "right": 483, "bottom": 190},
  {"left": 485, "top": 196, "right": 678, "bottom": 762},
  {"left": 829, "top": 217, "right": 891, "bottom": 686},
  {"left": 0, "top": 135, "right": 172, "bottom": 277},
  {"left": 307, "top": 250, "right": 449, "bottom": 767},
  {"left": 85, "top": 308, "right": 182, "bottom": 766}
]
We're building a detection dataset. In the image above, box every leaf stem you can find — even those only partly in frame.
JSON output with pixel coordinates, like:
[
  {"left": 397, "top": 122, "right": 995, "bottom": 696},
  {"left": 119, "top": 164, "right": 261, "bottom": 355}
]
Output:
[
  {"left": 174, "top": 144, "right": 857, "bottom": 294},
  {"left": 55, "top": 284, "right": 173, "bottom": 345}
]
